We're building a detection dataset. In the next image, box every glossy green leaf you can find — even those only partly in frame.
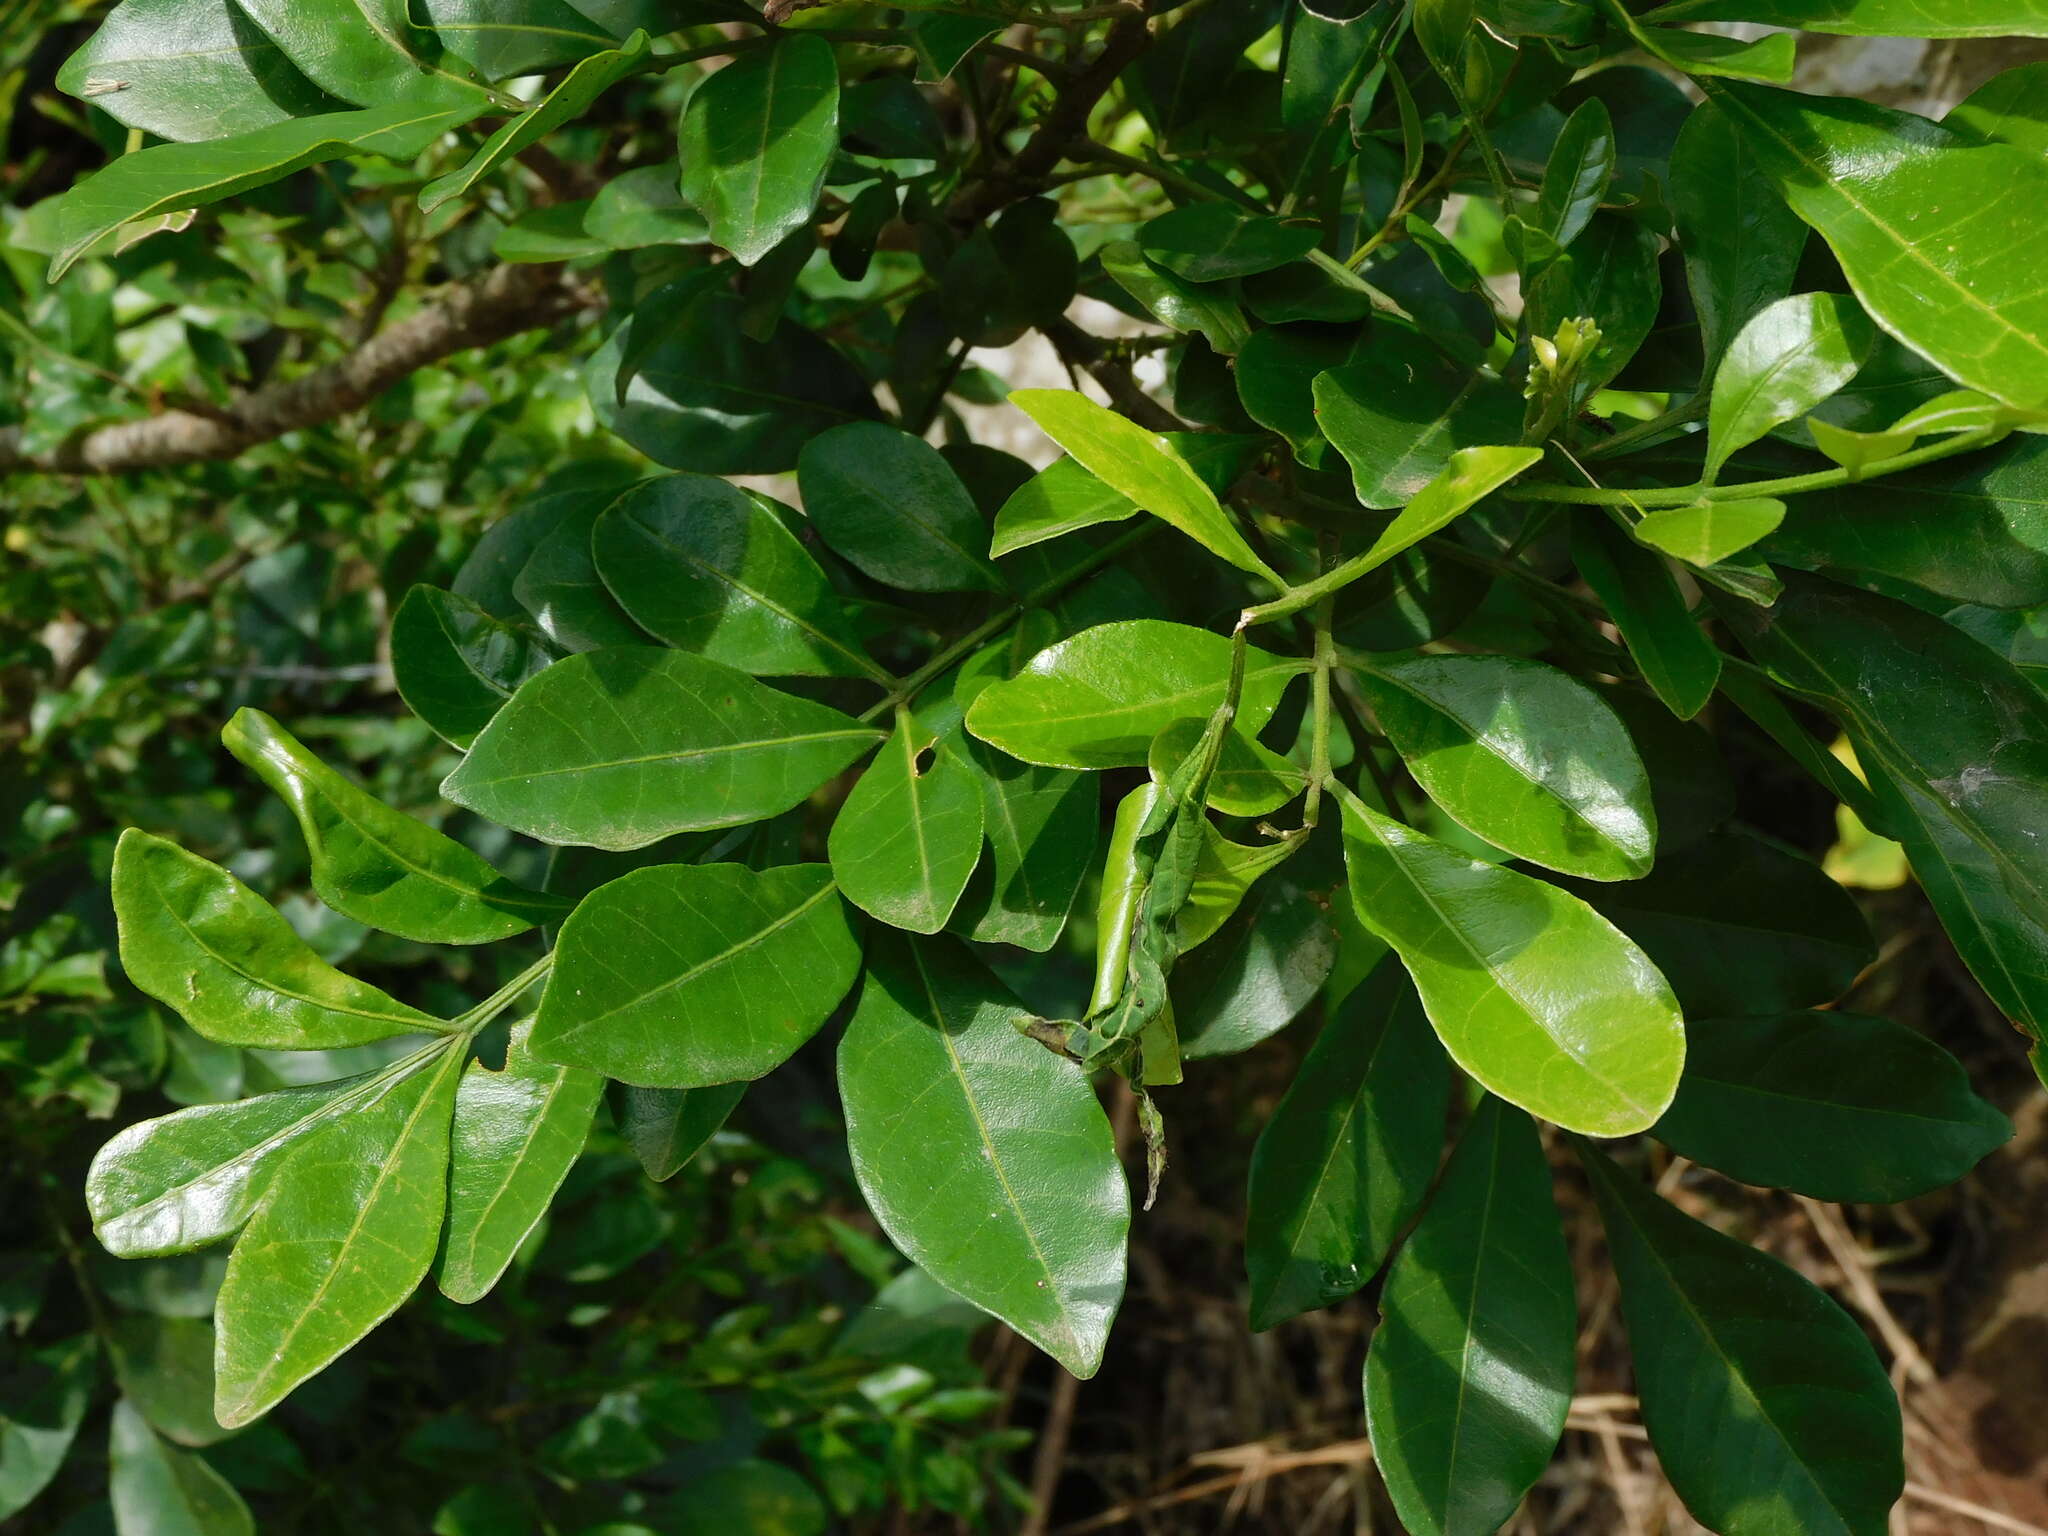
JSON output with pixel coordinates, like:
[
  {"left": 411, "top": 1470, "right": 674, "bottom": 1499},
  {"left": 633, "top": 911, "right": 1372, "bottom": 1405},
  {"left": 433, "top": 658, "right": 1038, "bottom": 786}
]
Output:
[
  {"left": 1674, "top": 100, "right": 1810, "bottom": 371},
  {"left": 1947, "top": 60, "right": 2048, "bottom": 157},
  {"left": 1342, "top": 447, "right": 1546, "bottom": 577},
  {"left": 678, "top": 33, "right": 839, "bottom": 265},
  {"left": 113, "top": 830, "right": 446, "bottom": 1050},
  {"left": 1582, "top": 1144, "right": 1903, "bottom": 1536},
  {"left": 233, "top": 0, "right": 490, "bottom": 104},
  {"left": 591, "top": 474, "right": 881, "bottom": 680},
  {"left": 0, "top": 1339, "right": 95, "bottom": 1523},
  {"left": 1365, "top": 1098, "right": 1575, "bottom": 1536},
  {"left": 1550, "top": 831, "right": 1872, "bottom": 1018},
  {"left": 87, "top": 1074, "right": 385, "bottom": 1257},
  {"left": 224, "top": 708, "right": 565, "bottom": 944},
  {"left": 1614, "top": 7, "right": 1797, "bottom": 81},
  {"left": 839, "top": 934, "right": 1129, "bottom": 1378},
  {"left": 950, "top": 740, "right": 1099, "bottom": 952},
  {"left": 1243, "top": 958, "right": 1448, "bottom": 1330},
  {"left": 1652, "top": 1011, "right": 2010, "bottom": 1203},
  {"left": 391, "top": 585, "right": 557, "bottom": 750},
  {"left": 964, "top": 621, "right": 1304, "bottom": 770},
  {"left": 1099, "top": 239, "right": 1249, "bottom": 354},
  {"left": 533, "top": 862, "right": 861, "bottom": 1087},
  {"left": 1175, "top": 823, "right": 1309, "bottom": 953},
  {"left": 830, "top": 720, "right": 984, "bottom": 934},
  {"left": 614, "top": 1082, "right": 746, "bottom": 1181},
  {"left": 1646, "top": 0, "right": 2048, "bottom": 38},
  {"left": 1353, "top": 652, "right": 1657, "bottom": 881},
  {"left": 1313, "top": 324, "right": 1524, "bottom": 508},
  {"left": 988, "top": 434, "right": 1260, "bottom": 558},
  {"left": 58, "top": 0, "right": 338, "bottom": 143},
  {"left": 797, "top": 423, "right": 1002, "bottom": 593},
  {"left": 1338, "top": 786, "right": 1685, "bottom": 1137},
  {"left": 47, "top": 98, "right": 488, "bottom": 278},
  {"left": 442, "top": 648, "right": 882, "bottom": 851},
  {"left": 512, "top": 489, "right": 646, "bottom": 653},
  {"left": 1138, "top": 204, "right": 1321, "bottom": 282},
  {"left": 1725, "top": 574, "right": 2048, "bottom": 1047},
  {"left": 418, "top": 0, "right": 617, "bottom": 79},
  {"left": 1010, "top": 390, "right": 1279, "bottom": 580},
  {"left": 1635, "top": 498, "right": 1786, "bottom": 567},
  {"left": 441, "top": 1021, "right": 604, "bottom": 1303},
  {"left": 1529, "top": 97, "right": 1615, "bottom": 253},
  {"left": 1707, "top": 293, "right": 1873, "bottom": 480},
  {"left": 421, "top": 30, "right": 648, "bottom": 212},
  {"left": 109, "top": 1399, "right": 252, "bottom": 1536},
  {"left": 1574, "top": 517, "right": 1722, "bottom": 718},
  {"left": 1708, "top": 82, "right": 2048, "bottom": 411},
  {"left": 1149, "top": 717, "right": 1306, "bottom": 819},
  {"left": 1174, "top": 873, "right": 1337, "bottom": 1059},
  {"left": 214, "top": 1043, "right": 463, "bottom": 1427}
]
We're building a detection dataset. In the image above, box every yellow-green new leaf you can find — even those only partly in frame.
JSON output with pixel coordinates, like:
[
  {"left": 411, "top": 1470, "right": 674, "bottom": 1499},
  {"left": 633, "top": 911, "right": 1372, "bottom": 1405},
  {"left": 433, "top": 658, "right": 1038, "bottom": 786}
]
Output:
[
  {"left": 1351, "top": 447, "right": 1544, "bottom": 575},
  {"left": 113, "top": 830, "right": 448, "bottom": 1050},
  {"left": 1010, "top": 390, "right": 1280, "bottom": 582},
  {"left": 213, "top": 1044, "right": 464, "bottom": 1428},
  {"left": 440, "top": 1021, "right": 604, "bottom": 1304},
  {"left": 224, "top": 709, "right": 566, "bottom": 945},
  {"left": 1337, "top": 787, "right": 1684, "bottom": 1137},
  {"left": 1634, "top": 498, "right": 1787, "bottom": 567}
]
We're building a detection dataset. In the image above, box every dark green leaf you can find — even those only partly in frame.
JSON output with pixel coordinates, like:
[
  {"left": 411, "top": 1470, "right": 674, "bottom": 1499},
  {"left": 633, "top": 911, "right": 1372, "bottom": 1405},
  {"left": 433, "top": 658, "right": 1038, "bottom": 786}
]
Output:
[
  {"left": 0, "top": 1339, "right": 95, "bottom": 1523},
  {"left": 583, "top": 163, "right": 708, "bottom": 249},
  {"left": 950, "top": 740, "right": 1099, "bottom": 952},
  {"left": 1173, "top": 872, "right": 1337, "bottom": 1059},
  {"left": 1100, "top": 240, "right": 1250, "bottom": 354},
  {"left": 1673, "top": 100, "right": 1809, "bottom": 371},
  {"left": 110, "top": 1318, "right": 228, "bottom": 1448},
  {"left": 1365, "top": 1099, "right": 1575, "bottom": 1536},
  {"left": 1525, "top": 212, "right": 1663, "bottom": 397},
  {"left": 1138, "top": 204, "right": 1321, "bottom": 283},
  {"left": 678, "top": 33, "right": 839, "bottom": 265},
  {"left": 391, "top": 585, "right": 557, "bottom": 750},
  {"left": 1582, "top": 1144, "right": 1904, "bottom": 1536},
  {"left": 839, "top": 934, "right": 1128, "bottom": 1378},
  {"left": 532, "top": 862, "right": 861, "bottom": 1086},
  {"left": 1652, "top": 1011, "right": 2010, "bottom": 1202},
  {"left": 1573, "top": 517, "right": 1722, "bottom": 719},
  {"left": 109, "top": 1399, "right": 252, "bottom": 1536},
  {"left": 418, "top": 0, "right": 616, "bottom": 80},
  {"left": 232, "top": 0, "right": 490, "bottom": 106},
  {"left": 1529, "top": 97, "right": 1615, "bottom": 253},
  {"left": 798, "top": 423, "right": 1002, "bottom": 593},
  {"left": 1339, "top": 786, "right": 1685, "bottom": 1137},
  {"left": 1244, "top": 959, "right": 1448, "bottom": 1329},
  {"left": 512, "top": 487, "right": 647, "bottom": 653},
  {"left": 614, "top": 1082, "right": 746, "bottom": 1181},
  {"left": 442, "top": 648, "right": 882, "bottom": 851}
]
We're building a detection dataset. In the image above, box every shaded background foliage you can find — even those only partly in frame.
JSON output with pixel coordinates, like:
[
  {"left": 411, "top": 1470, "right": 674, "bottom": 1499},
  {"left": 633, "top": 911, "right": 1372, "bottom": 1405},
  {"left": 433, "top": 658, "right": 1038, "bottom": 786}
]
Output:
[{"left": 4, "top": 2, "right": 2048, "bottom": 1534}]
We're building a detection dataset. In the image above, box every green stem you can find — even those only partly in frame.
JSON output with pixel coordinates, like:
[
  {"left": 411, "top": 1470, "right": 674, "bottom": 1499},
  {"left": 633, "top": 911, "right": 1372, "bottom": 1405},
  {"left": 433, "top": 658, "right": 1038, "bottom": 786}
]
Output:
[
  {"left": 1512, "top": 428, "right": 2000, "bottom": 507},
  {"left": 1346, "top": 130, "right": 1470, "bottom": 267},
  {"left": 455, "top": 951, "right": 555, "bottom": 1033},
  {"left": 1302, "top": 597, "right": 1336, "bottom": 829},
  {"left": 1583, "top": 394, "right": 1707, "bottom": 461}
]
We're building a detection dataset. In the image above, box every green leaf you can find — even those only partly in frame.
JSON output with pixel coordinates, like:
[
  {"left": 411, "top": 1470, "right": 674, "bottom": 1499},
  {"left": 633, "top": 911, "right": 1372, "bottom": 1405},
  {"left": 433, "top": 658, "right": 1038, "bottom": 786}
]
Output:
[
  {"left": 678, "top": 32, "right": 839, "bottom": 265},
  {"left": 1724, "top": 574, "right": 2048, "bottom": 1046},
  {"left": 1707, "top": 293, "right": 1874, "bottom": 480},
  {"left": 1613, "top": 7, "right": 1797, "bottom": 81},
  {"left": 1137, "top": 204, "right": 1320, "bottom": 282},
  {"left": 442, "top": 648, "right": 882, "bottom": 851},
  {"left": 797, "top": 423, "right": 1003, "bottom": 593},
  {"left": 1550, "top": 831, "right": 1873, "bottom": 1018},
  {"left": 1652, "top": 1011, "right": 2010, "bottom": 1203},
  {"left": 109, "top": 1399, "right": 252, "bottom": 1536},
  {"left": 1099, "top": 240, "right": 1250, "bottom": 354},
  {"left": 989, "top": 434, "right": 1260, "bottom": 558},
  {"left": 214, "top": 1043, "right": 464, "bottom": 1427},
  {"left": 532, "top": 862, "right": 861, "bottom": 1087},
  {"left": 614, "top": 1082, "right": 745, "bottom": 1181},
  {"left": 1573, "top": 517, "right": 1722, "bottom": 718},
  {"left": 512, "top": 488, "right": 647, "bottom": 653},
  {"left": 905, "top": 13, "right": 998, "bottom": 79},
  {"left": 1581, "top": 1144, "right": 1904, "bottom": 1536},
  {"left": 1174, "top": 872, "right": 1337, "bottom": 1059},
  {"left": 830, "top": 721, "right": 985, "bottom": 934},
  {"left": 0, "top": 1339, "right": 95, "bottom": 1523},
  {"left": 109, "top": 1318, "right": 229, "bottom": 1447},
  {"left": 1528, "top": 97, "right": 1615, "bottom": 253},
  {"left": 1313, "top": 324, "right": 1525, "bottom": 509},
  {"left": 1646, "top": 0, "right": 2048, "bottom": 38},
  {"left": 1236, "top": 322, "right": 1364, "bottom": 466},
  {"left": 1808, "top": 418, "right": 1915, "bottom": 474},
  {"left": 1009, "top": 390, "right": 1279, "bottom": 580},
  {"left": 234, "top": 0, "right": 491, "bottom": 104},
  {"left": 87, "top": 1074, "right": 386, "bottom": 1256},
  {"left": 584, "top": 162, "right": 708, "bottom": 249},
  {"left": 1708, "top": 81, "right": 2048, "bottom": 411},
  {"left": 1353, "top": 652, "right": 1657, "bottom": 881},
  {"left": 440, "top": 1021, "right": 604, "bottom": 1303},
  {"left": 1338, "top": 786, "right": 1685, "bottom": 1137},
  {"left": 223, "top": 708, "right": 565, "bottom": 944},
  {"left": 1149, "top": 717, "right": 1306, "bottom": 819},
  {"left": 1365, "top": 1099, "right": 1575, "bottom": 1536},
  {"left": 1673, "top": 100, "right": 1809, "bottom": 370},
  {"left": 838, "top": 934, "right": 1129, "bottom": 1378},
  {"left": 391, "top": 584, "right": 558, "bottom": 750},
  {"left": 47, "top": 98, "right": 489, "bottom": 278},
  {"left": 964, "top": 620, "right": 1305, "bottom": 770},
  {"left": 1176, "top": 823, "right": 1308, "bottom": 952},
  {"left": 591, "top": 475, "right": 882, "bottom": 680},
  {"left": 1635, "top": 498, "right": 1787, "bottom": 566},
  {"left": 58, "top": 0, "right": 340, "bottom": 143},
  {"left": 113, "top": 830, "right": 447, "bottom": 1050},
  {"left": 421, "top": 30, "right": 648, "bottom": 212},
  {"left": 1342, "top": 446, "right": 1546, "bottom": 577},
  {"left": 1524, "top": 212, "right": 1664, "bottom": 397},
  {"left": 1243, "top": 958, "right": 1448, "bottom": 1330},
  {"left": 950, "top": 740, "right": 1100, "bottom": 952},
  {"left": 417, "top": 0, "right": 618, "bottom": 80},
  {"left": 1947, "top": 60, "right": 2048, "bottom": 157}
]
